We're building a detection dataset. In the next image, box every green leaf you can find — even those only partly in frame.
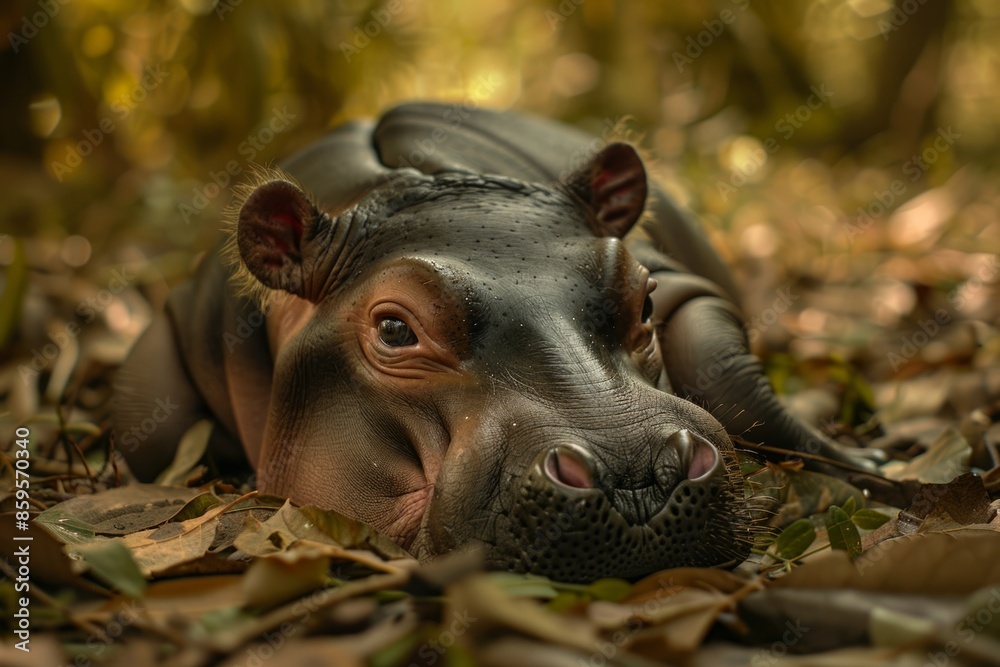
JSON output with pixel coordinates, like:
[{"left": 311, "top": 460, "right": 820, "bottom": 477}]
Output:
[
  {"left": 369, "top": 634, "right": 421, "bottom": 667},
  {"left": 73, "top": 540, "right": 147, "bottom": 598},
  {"left": 195, "top": 606, "right": 254, "bottom": 637},
  {"left": 585, "top": 578, "right": 632, "bottom": 602},
  {"left": 295, "top": 505, "right": 410, "bottom": 559},
  {"left": 487, "top": 572, "right": 559, "bottom": 599},
  {"left": 443, "top": 644, "right": 477, "bottom": 667},
  {"left": 546, "top": 590, "right": 585, "bottom": 613},
  {"left": 842, "top": 496, "right": 858, "bottom": 517},
  {"left": 170, "top": 492, "right": 225, "bottom": 522},
  {"left": 825, "top": 505, "right": 862, "bottom": 557},
  {"left": 774, "top": 519, "right": 817, "bottom": 560},
  {"left": 155, "top": 419, "right": 213, "bottom": 486},
  {"left": 737, "top": 453, "right": 764, "bottom": 477},
  {"left": 851, "top": 508, "right": 892, "bottom": 531},
  {"left": 34, "top": 510, "right": 97, "bottom": 545}
]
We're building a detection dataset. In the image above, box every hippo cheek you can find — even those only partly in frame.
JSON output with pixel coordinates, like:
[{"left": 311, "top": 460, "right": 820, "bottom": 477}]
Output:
[{"left": 492, "top": 429, "right": 753, "bottom": 583}]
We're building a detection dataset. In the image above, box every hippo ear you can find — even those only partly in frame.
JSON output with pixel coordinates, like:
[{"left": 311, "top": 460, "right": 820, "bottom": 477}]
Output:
[
  {"left": 563, "top": 142, "right": 648, "bottom": 238},
  {"left": 237, "top": 179, "right": 328, "bottom": 301}
]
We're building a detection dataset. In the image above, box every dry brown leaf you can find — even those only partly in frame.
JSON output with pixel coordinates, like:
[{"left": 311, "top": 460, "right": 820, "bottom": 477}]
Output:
[
  {"left": 242, "top": 544, "right": 331, "bottom": 610},
  {"left": 117, "top": 492, "right": 254, "bottom": 576},
  {"left": 776, "top": 529, "right": 1000, "bottom": 594},
  {"left": 62, "top": 575, "right": 245, "bottom": 632},
  {"left": 207, "top": 570, "right": 412, "bottom": 654},
  {"left": 626, "top": 567, "right": 755, "bottom": 600},
  {"left": 625, "top": 588, "right": 735, "bottom": 659},
  {"left": 233, "top": 500, "right": 298, "bottom": 556},
  {"left": 882, "top": 427, "right": 971, "bottom": 483}
]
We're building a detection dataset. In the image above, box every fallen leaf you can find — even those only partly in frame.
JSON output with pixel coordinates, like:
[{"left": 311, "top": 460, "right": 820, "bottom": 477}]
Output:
[
  {"left": 242, "top": 543, "right": 332, "bottom": 610},
  {"left": 73, "top": 539, "right": 147, "bottom": 597},
  {"left": 156, "top": 419, "right": 213, "bottom": 486},
  {"left": 826, "top": 505, "right": 862, "bottom": 556},
  {"left": 36, "top": 484, "right": 202, "bottom": 536},
  {"left": 774, "top": 518, "right": 817, "bottom": 559},
  {"left": 882, "top": 427, "right": 971, "bottom": 483},
  {"left": 776, "top": 530, "right": 1000, "bottom": 594},
  {"left": 117, "top": 492, "right": 254, "bottom": 577}
]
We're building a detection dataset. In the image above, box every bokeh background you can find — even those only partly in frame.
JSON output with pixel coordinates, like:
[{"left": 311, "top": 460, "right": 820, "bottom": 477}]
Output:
[{"left": 2, "top": 0, "right": 999, "bottom": 432}]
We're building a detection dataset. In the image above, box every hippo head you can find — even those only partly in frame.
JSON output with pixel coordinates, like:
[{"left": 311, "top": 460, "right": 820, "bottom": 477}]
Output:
[{"left": 234, "top": 143, "right": 753, "bottom": 581}]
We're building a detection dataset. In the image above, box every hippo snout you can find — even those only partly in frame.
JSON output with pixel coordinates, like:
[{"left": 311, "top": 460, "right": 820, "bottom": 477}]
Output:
[{"left": 498, "top": 429, "right": 750, "bottom": 582}]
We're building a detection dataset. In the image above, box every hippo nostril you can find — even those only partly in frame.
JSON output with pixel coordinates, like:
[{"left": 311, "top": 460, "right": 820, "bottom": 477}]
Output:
[
  {"left": 543, "top": 446, "right": 594, "bottom": 489},
  {"left": 668, "top": 429, "right": 720, "bottom": 482}
]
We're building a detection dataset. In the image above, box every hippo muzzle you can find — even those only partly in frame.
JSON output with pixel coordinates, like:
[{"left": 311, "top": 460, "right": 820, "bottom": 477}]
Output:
[{"left": 516, "top": 431, "right": 740, "bottom": 581}]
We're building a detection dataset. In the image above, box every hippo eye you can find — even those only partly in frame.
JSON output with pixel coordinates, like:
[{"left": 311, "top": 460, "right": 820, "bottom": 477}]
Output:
[
  {"left": 378, "top": 317, "right": 418, "bottom": 347},
  {"left": 641, "top": 295, "right": 654, "bottom": 324}
]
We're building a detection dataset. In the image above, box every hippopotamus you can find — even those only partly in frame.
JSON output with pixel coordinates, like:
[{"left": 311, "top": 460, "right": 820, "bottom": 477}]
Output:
[{"left": 114, "top": 102, "right": 856, "bottom": 582}]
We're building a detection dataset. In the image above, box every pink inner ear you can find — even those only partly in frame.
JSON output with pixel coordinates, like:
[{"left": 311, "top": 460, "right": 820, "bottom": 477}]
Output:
[
  {"left": 268, "top": 212, "right": 303, "bottom": 255},
  {"left": 593, "top": 169, "right": 614, "bottom": 192},
  {"left": 272, "top": 211, "right": 303, "bottom": 235}
]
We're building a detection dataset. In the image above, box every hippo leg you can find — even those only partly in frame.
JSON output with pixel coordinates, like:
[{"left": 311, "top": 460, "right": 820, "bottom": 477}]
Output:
[
  {"left": 113, "top": 310, "right": 247, "bottom": 480},
  {"left": 112, "top": 312, "right": 204, "bottom": 479},
  {"left": 652, "top": 280, "right": 877, "bottom": 471}
]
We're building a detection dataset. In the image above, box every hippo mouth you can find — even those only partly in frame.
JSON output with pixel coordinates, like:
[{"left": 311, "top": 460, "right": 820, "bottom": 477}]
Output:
[{"left": 488, "top": 430, "right": 753, "bottom": 582}]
